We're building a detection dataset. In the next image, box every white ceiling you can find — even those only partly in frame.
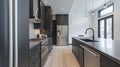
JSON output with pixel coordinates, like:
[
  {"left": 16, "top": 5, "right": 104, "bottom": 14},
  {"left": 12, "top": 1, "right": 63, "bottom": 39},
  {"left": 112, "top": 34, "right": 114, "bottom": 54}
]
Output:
[{"left": 42, "top": 0, "right": 113, "bottom": 14}]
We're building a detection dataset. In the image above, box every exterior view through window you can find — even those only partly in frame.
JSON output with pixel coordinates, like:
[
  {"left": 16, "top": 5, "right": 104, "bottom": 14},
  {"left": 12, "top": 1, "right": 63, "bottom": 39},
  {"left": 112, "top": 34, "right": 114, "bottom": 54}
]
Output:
[{"left": 98, "top": 5, "right": 114, "bottom": 39}]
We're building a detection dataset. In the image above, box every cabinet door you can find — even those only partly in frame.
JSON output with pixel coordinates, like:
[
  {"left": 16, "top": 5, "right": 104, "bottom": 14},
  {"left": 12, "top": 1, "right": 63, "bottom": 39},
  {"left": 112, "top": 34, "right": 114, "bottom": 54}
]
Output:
[
  {"left": 29, "top": 0, "right": 34, "bottom": 18},
  {"left": 75, "top": 46, "right": 79, "bottom": 59},
  {"left": 100, "top": 55, "right": 120, "bottom": 67},
  {"left": 29, "top": 57, "right": 36, "bottom": 67},
  {"left": 78, "top": 46, "right": 84, "bottom": 67},
  {"left": 72, "top": 39, "right": 77, "bottom": 57},
  {"left": 44, "top": 6, "right": 52, "bottom": 37},
  {"left": 72, "top": 39, "right": 79, "bottom": 60},
  {"left": 30, "top": 53, "right": 40, "bottom": 67}
]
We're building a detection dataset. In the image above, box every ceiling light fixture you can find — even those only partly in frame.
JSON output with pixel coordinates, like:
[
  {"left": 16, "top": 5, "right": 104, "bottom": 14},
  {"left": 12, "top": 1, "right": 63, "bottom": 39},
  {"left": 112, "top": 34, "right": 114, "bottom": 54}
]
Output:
[
  {"left": 62, "top": 8, "right": 64, "bottom": 9},
  {"left": 103, "top": 0, "right": 107, "bottom": 9},
  {"left": 85, "top": 0, "right": 87, "bottom": 17},
  {"left": 91, "top": 0, "right": 95, "bottom": 15}
]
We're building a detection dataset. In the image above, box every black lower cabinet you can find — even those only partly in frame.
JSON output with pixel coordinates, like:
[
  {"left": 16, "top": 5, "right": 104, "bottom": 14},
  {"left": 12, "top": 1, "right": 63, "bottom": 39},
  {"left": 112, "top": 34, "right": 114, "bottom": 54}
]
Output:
[
  {"left": 78, "top": 46, "right": 84, "bottom": 67},
  {"left": 72, "top": 38, "right": 120, "bottom": 67},
  {"left": 72, "top": 39, "right": 84, "bottom": 67},
  {"left": 30, "top": 53, "right": 40, "bottom": 67},
  {"left": 41, "top": 38, "right": 52, "bottom": 67},
  {"left": 29, "top": 44, "right": 40, "bottom": 67},
  {"left": 100, "top": 55, "right": 120, "bottom": 67}
]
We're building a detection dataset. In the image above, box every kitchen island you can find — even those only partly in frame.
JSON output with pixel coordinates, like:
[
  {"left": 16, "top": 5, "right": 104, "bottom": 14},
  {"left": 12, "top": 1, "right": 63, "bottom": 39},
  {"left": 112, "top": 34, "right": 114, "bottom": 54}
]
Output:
[{"left": 72, "top": 37, "right": 120, "bottom": 67}]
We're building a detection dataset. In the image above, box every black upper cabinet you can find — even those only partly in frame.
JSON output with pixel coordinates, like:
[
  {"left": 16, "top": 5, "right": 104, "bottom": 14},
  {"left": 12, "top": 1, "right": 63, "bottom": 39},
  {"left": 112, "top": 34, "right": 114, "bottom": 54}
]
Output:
[
  {"left": 29, "top": 0, "right": 34, "bottom": 18},
  {"left": 38, "top": 1, "right": 45, "bottom": 20},
  {"left": 38, "top": 1, "right": 45, "bottom": 29},
  {"left": 56, "top": 14, "right": 68, "bottom": 25},
  {"left": 34, "top": 23, "right": 41, "bottom": 29},
  {"left": 44, "top": 6, "right": 52, "bottom": 37},
  {"left": 29, "top": 0, "right": 40, "bottom": 18}
]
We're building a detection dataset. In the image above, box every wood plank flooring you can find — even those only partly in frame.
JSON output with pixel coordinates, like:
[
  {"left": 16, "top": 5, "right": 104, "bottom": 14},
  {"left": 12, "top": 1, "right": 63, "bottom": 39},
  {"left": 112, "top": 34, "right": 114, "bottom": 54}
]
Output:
[{"left": 44, "top": 46, "right": 80, "bottom": 67}]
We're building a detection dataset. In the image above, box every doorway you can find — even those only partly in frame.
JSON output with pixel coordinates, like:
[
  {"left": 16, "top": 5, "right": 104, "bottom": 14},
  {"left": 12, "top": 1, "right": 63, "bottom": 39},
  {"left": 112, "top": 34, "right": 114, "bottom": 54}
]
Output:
[{"left": 98, "top": 15, "right": 114, "bottom": 39}]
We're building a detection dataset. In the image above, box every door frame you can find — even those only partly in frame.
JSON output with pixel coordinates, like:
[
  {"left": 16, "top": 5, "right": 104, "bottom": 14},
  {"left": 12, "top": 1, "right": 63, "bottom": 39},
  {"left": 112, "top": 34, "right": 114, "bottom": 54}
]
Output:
[{"left": 98, "top": 15, "right": 114, "bottom": 39}]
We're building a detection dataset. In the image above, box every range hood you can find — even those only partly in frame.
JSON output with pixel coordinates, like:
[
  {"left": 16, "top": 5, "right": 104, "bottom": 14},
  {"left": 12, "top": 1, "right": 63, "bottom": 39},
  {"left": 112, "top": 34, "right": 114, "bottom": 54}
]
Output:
[{"left": 29, "top": 8, "right": 42, "bottom": 23}]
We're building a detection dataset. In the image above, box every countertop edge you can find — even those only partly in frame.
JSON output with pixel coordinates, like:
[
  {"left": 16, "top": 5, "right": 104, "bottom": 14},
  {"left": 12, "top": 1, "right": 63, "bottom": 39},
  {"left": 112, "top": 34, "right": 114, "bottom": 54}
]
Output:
[{"left": 72, "top": 37, "right": 120, "bottom": 65}]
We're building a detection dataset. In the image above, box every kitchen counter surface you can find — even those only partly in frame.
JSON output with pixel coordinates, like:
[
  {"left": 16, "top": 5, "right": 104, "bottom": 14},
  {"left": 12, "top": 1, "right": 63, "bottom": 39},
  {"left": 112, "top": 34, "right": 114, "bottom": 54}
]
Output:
[
  {"left": 73, "top": 37, "right": 120, "bottom": 64},
  {"left": 29, "top": 38, "right": 48, "bottom": 49}
]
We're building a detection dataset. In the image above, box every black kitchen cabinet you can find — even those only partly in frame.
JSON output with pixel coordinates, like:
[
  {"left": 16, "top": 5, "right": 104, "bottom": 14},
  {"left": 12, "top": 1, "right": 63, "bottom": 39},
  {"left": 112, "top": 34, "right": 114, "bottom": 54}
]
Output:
[
  {"left": 78, "top": 46, "right": 84, "bottom": 67},
  {"left": 40, "top": 38, "right": 52, "bottom": 67},
  {"left": 56, "top": 14, "right": 68, "bottom": 25},
  {"left": 29, "top": 44, "right": 40, "bottom": 67},
  {"left": 100, "top": 55, "right": 120, "bottom": 67},
  {"left": 38, "top": 1, "right": 45, "bottom": 21},
  {"left": 52, "top": 20, "right": 57, "bottom": 45},
  {"left": 44, "top": 6, "right": 52, "bottom": 37},
  {"left": 41, "top": 39, "right": 49, "bottom": 67},
  {"left": 30, "top": 0, "right": 40, "bottom": 18},
  {"left": 29, "top": 53, "right": 40, "bottom": 67},
  {"left": 34, "top": 23, "right": 41, "bottom": 29},
  {"left": 29, "top": 0, "right": 34, "bottom": 18},
  {"left": 72, "top": 39, "right": 79, "bottom": 59},
  {"left": 48, "top": 38, "right": 53, "bottom": 53},
  {"left": 72, "top": 38, "right": 84, "bottom": 67},
  {"left": 38, "top": 1, "right": 45, "bottom": 29}
]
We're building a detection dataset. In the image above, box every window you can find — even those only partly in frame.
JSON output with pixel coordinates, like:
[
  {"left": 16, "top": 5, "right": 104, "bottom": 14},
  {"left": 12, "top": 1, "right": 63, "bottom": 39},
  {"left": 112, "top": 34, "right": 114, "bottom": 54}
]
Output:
[
  {"left": 98, "top": 15, "right": 113, "bottom": 39},
  {"left": 99, "top": 5, "right": 114, "bottom": 17},
  {"left": 98, "top": 4, "right": 114, "bottom": 39}
]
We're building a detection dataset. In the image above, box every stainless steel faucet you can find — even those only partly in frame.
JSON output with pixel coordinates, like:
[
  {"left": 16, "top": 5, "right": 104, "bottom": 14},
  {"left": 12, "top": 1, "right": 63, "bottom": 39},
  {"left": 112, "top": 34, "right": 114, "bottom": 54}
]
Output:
[{"left": 85, "top": 28, "right": 95, "bottom": 40}]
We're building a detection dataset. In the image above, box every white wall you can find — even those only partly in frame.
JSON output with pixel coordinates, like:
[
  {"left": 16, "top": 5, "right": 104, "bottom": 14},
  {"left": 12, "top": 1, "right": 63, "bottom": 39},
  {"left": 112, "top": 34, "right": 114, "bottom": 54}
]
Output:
[
  {"left": 68, "top": 0, "right": 93, "bottom": 44},
  {"left": 114, "top": 0, "right": 120, "bottom": 40},
  {"left": 92, "top": 0, "right": 120, "bottom": 40},
  {"left": 69, "top": 13, "right": 92, "bottom": 44}
]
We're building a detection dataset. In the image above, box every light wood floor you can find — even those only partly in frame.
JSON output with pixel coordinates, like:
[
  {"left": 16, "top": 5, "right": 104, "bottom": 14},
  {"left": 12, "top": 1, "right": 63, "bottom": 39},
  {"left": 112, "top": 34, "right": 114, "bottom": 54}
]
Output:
[{"left": 44, "top": 46, "right": 80, "bottom": 67}]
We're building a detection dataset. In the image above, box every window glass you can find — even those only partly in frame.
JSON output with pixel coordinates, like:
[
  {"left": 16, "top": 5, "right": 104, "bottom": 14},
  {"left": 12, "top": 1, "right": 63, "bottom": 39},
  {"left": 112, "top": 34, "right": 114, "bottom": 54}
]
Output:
[
  {"left": 106, "top": 18, "right": 112, "bottom": 39},
  {"left": 99, "top": 5, "right": 113, "bottom": 17},
  {"left": 100, "top": 20, "right": 105, "bottom": 38}
]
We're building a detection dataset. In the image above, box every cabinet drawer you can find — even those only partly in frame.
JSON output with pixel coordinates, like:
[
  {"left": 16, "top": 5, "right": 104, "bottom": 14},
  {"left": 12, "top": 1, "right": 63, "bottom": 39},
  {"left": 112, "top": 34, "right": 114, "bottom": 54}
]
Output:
[
  {"left": 29, "top": 45, "right": 40, "bottom": 57},
  {"left": 100, "top": 55, "right": 120, "bottom": 67},
  {"left": 29, "top": 53, "right": 40, "bottom": 67}
]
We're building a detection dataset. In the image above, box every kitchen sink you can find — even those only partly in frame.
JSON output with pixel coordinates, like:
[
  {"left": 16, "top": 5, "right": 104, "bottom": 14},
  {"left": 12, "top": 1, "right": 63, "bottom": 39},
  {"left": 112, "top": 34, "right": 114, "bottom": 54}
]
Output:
[{"left": 81, "top": 39, "right": 98, "bottom": 42}]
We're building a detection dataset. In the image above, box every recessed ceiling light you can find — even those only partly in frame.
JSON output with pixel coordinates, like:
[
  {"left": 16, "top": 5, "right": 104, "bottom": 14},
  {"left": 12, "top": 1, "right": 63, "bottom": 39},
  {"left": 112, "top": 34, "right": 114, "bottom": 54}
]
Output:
[{"left": 62, "top": 8, "right": 65, "bottom": 9}]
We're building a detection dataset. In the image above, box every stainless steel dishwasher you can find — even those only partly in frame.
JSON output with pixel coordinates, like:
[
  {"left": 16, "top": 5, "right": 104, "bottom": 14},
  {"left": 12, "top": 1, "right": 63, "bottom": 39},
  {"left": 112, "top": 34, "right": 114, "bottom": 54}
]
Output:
[{"left": 80, "top": 45, "right": 100, "bottom": 67}]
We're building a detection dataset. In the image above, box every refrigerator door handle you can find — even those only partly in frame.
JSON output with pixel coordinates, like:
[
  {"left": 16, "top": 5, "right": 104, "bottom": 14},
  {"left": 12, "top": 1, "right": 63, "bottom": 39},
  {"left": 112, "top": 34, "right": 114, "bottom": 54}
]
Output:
[{"left": 9, "top": 0, "right": 14, "bottom": 67}]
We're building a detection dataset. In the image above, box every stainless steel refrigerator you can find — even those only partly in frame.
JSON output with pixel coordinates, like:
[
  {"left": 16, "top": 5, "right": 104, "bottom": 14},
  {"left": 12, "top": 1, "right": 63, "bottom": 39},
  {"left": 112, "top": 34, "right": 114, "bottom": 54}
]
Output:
[
  {"left": 0, "top": 0, "right": 29, "bottom": 67},
  {"left": 57, "top": 25, "right": 68, "bottom": 46}
]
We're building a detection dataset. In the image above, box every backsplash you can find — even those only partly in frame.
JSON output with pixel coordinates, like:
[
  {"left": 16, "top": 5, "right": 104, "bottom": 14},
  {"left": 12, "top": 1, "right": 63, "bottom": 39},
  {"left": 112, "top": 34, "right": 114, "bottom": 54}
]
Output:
[{"left": 29, "top": 22, "right": 40, "bottom": 39}]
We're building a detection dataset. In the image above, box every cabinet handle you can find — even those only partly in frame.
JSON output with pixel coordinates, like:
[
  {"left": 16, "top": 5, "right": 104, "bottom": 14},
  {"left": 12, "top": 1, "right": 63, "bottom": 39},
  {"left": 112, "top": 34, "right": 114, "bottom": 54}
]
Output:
[{"left": 80, "top": 45, "right": 99, "bottom": 57}]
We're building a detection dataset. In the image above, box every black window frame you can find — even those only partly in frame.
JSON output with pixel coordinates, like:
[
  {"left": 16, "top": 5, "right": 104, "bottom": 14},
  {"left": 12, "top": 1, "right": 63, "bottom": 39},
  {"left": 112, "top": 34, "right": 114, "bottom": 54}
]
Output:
[
  {"left": 98, "top": 4, "right": 114, "bottom": 18},
  {"left": 98, "top": 15, "right": 114, "bottom": 39}
]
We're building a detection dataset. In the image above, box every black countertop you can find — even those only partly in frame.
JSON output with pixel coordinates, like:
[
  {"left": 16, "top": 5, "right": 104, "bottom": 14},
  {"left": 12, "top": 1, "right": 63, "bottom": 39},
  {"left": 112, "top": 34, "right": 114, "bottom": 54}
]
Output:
[
  {"left": 73, "top": 37, "right": 120, "bottom": 64},
  {"left": 29, "top": 38, "right": 48, "bottom": 49}
]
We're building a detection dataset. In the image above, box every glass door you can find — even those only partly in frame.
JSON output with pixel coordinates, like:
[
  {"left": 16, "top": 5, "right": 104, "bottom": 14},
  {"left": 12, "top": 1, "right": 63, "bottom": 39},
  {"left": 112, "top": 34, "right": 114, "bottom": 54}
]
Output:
[
  {"left": 100, "top": 20, "right": 105, "bottom": 38},
  {"left": 98, "top": 15, "right": 113, "bottom": 39},
  {"left": 106, "top": 17, "right": 113, "bottom": 39}
]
